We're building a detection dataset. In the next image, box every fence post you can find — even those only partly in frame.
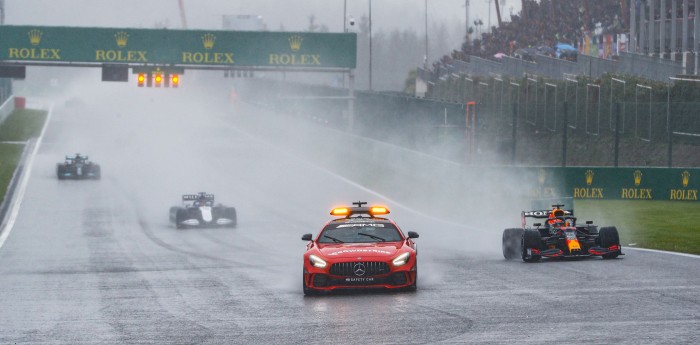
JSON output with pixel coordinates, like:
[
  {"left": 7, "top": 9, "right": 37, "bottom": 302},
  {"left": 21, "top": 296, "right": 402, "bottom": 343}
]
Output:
[
  {"left": 511, "top": 102, "right": 517, "bottom": 165},
  {"left": 562, "top": 101, "right": 568, "bottom": 167},
  {"left": 667, "top": 103, "right": 673, "bottom": 168},
  {"left": 614, "top": 102, "right": 621, "bottom": 167}
]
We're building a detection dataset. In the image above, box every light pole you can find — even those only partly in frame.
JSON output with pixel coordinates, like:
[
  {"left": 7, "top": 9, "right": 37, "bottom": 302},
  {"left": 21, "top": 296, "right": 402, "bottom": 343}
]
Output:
[
  {"left": 343, "top": 0, "right": 347, "bottom": 32},
  {"left": 465, "top": 0, "right": 470, "bottom": 43},
  {"left": 425, "top": 0, "right": 429, "bottom": 66},
  {"left": 487, "top": 0, "right": 491, "bottom": 33},
  {"left": 369, "top": 0, "right": 372, "bottom": 90}
]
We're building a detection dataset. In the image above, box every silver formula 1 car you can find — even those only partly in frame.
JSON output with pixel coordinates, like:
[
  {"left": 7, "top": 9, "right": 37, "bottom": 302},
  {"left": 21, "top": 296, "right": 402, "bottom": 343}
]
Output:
[
  {"left": 56, "top": 153, "right": 101, "bottom": 180},
  {"left": 169, "top": 192, "right": 237, "bottom": 229}
]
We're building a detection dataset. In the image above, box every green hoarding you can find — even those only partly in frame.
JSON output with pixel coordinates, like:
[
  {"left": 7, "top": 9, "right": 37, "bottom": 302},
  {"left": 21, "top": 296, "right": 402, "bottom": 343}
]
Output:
[
  {"left": 565, "top": 167, "right": 700, "bottom": 201},
  {"left": 514, "top": 167, "right": 700, "bottom": 202},
  {"left": 0, "top": 25, "right": 356, "bottom": 68}
]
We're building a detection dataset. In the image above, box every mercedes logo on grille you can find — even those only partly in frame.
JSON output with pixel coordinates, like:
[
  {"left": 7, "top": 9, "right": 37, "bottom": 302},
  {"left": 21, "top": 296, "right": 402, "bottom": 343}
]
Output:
[{"left": 353, "top": 263, "right": 366, "bottom": 276}]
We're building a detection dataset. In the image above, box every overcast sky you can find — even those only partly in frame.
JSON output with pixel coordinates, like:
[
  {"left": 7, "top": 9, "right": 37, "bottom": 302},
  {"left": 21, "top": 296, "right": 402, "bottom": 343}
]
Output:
[{"left": 5, "top": 0, "right": 521, "bottom": 34}]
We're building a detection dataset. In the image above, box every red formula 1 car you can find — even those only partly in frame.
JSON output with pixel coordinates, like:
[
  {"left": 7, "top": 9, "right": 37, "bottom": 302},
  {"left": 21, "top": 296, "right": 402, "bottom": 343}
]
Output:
[
  {"left": 502, "top": 204, "right": 623, "bottom": 262},
  {"left": 301, "top": 201, "right": 419, "bottom": 295}
]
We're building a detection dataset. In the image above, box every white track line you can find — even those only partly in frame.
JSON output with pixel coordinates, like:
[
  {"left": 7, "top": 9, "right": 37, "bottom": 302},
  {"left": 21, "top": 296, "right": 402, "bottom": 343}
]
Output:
[
  {"left": 624, "top": 246, "right": 700, "bottom": 259},
  {"left": 0, "top": 104, "right": 52, "bottom": 249}
]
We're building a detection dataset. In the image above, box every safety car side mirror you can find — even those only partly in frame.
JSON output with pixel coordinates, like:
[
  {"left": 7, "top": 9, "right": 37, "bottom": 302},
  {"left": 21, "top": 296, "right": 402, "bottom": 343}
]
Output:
[
  {"left": 407, "top": 231, "right": 419, "bottom": 239},
  {"left": 301, "top": 233, "right": 312, "bottom": 241}
]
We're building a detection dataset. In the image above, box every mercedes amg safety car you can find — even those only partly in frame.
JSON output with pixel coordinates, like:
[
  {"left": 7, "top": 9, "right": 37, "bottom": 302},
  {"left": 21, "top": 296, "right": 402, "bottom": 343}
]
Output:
[
  {"left": 502, "top": 204, "right": 623, "bottom": 262},
  {"left": 301, "top": 201, "right": 419, "bottom": 295},
  {"left": 169, "top": 192, "right": 237, "bottom": 229},
  {"left": 56, "top": 153, "right": 101, "bottom": 180}
]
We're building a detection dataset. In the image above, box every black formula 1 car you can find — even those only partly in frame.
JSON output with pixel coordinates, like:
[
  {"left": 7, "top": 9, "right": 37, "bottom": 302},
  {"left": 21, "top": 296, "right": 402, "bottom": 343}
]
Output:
[
  {"left": 169, "top": 192, "right": 237, "bottom": 229},
  {"left": 56, "top": 153, "right": 101, "bottom": 180},
  {"left": 502, "top": 204, "right": 623, "bottom": 262}
]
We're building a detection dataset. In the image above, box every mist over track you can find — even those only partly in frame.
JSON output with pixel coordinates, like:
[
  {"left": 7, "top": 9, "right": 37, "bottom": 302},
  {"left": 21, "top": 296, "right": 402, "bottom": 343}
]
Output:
[{"left": 0, "top": 78, "right": 697, "bottom": 344}]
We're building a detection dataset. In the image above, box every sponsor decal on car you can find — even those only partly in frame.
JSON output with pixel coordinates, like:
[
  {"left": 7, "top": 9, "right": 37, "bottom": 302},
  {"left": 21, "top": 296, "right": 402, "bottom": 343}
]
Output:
[
  {"left": 336, "top": 223, "right": 385, "bottom": 228},
  {"left": 327, "top": 249, "right": 392, "bottom": 256}
]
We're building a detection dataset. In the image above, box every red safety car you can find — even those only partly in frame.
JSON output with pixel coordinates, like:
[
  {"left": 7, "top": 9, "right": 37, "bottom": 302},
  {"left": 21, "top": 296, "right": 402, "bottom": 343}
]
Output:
[{"left": 301, "top": 201, "right": 419, "bottom": 295}]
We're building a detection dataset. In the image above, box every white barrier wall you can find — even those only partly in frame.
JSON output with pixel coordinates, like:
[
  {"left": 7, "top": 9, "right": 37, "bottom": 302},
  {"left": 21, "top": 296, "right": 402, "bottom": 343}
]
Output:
[{"left": 0, "top": 95, "right": 15, "bottom": 125}]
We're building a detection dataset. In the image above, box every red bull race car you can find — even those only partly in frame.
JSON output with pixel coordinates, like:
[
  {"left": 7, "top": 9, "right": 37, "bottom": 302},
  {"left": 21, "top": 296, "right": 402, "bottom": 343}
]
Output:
[
  {"left": 502, "top": 204, "right": 623, "bottom": 262},
  {"left": 301, "top": 201, "right": 419, "bottom": 295}
]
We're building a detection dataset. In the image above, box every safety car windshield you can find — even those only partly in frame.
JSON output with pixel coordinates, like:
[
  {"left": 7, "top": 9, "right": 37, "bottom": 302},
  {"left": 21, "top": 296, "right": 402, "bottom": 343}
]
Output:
[{"left": 318, "top": 222, "right": 403, "bottom": 243}]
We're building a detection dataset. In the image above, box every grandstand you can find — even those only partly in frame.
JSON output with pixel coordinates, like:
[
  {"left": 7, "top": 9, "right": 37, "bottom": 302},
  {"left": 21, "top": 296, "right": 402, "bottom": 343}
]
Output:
[{"left": 417, "top": 0, "right": 700, "bottom": 90}]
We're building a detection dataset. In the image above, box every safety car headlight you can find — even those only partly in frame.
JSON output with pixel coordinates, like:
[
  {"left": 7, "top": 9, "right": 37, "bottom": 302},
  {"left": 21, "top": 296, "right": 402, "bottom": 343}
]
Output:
[
  {"left": 309, "top": 254, "right": 327, "bottom": 268},
  {"left": 392, "top": 252, "right": 410, "bottom": 267}
]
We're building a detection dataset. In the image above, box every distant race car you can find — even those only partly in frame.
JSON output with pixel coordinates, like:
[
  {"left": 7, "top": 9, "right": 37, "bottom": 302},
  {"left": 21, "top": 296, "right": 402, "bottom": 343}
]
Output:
[
  {"left": 502, "top": 204, "right": 623, "bottom": 262},
  {"left": 169, "top": 192, "right": 237, "bottom": 229},
  {"left": 301, "top": 201, "right": 419, "bottom": 295},
  {"left": 56, "top": 153, "right": 101, "bottom": 180}
]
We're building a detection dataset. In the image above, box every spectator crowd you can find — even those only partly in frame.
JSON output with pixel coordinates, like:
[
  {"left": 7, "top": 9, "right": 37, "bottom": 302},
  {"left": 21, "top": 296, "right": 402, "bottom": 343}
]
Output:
[{"left": 434, "top": 0, "right": 625, "bottom": 69}]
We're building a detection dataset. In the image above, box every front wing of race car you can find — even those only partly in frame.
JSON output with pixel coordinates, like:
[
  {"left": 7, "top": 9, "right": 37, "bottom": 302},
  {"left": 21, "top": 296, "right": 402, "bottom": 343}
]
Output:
[
  {"left": 528, "top": 244, "right": 623, "bottom": 258},
  {"left": 171, "top": 206, "right": 237, "bottom": 229}
]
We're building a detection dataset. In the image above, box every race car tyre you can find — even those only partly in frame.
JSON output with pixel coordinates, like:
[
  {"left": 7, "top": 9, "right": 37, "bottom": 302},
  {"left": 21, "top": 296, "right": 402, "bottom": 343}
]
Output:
[
  {"left": 92, "top": 165, "right": 101, "bottom": 180},
  {"left": 502, "top": 228, "right": 524, "bottom": 260},
  {"left": 521, "top": 229, "right": 542, "bottom": 263},
  {"left": 224, "top": 207, "right": 237, "bottom": 228},
  {"left": 169, "top": 206, "right": 182, "bottom": 223},
  {"left": 175, "top": 208, "right": 189, "bottom": 229},
  {"left": 599, "top": 226, "right": 621, "bottom": 259},
  {"left": 57, "top": 165, "right": 65, "bottom": 180}
]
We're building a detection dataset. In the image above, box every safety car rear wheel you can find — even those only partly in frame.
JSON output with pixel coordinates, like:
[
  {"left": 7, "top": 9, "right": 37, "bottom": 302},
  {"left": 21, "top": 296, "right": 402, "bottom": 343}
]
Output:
[
  {"left": 502, "top": 228, "right": 524, "bottom": 260},
  {"left": 599, "top": 226, "right": 621, "bottom": 259},
  {"left": 521, "top": 229, "right": 542, "bottom": 263}
]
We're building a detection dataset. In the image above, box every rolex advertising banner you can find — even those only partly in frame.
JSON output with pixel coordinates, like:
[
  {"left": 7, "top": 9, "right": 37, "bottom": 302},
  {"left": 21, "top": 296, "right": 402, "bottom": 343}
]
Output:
[
  {"left": 0, "top": 25, "right": 357, "bottom": 68},
  {"left": 565, "top": 167, "right": 699, "bottom": 202},
  {"left": 500, "top": 167, "right": 699, "bottom": 202}
]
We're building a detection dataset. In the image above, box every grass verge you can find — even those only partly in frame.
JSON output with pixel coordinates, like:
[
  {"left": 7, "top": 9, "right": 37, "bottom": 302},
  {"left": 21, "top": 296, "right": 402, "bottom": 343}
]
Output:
[
  {"left": 0, "top": 109, "right": 47, "bottom": 141},
  {"left": 575, "top": 199, "right": 700, "bottom": 255},
  {"left": 0, "top": 108, "right": 48, "bottom": 205},
  {"left": 0, "top": 144, "right": 25, "bottom": 199}
]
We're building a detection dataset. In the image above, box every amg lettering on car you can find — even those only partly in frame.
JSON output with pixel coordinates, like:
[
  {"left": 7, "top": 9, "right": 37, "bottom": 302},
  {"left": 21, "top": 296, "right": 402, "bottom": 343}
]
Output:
[
  {"left": 336, "top": 223, "right": 385, "bottom": 228},
  {"left": 328, "top": 249, "right": 393, "bottom": 256}
]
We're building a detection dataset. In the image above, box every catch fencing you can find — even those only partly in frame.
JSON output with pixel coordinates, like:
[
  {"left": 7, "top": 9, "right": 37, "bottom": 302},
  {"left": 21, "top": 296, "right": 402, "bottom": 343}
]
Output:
[{"left": 241, "top": 78, "right": 699, "bottom": 168}]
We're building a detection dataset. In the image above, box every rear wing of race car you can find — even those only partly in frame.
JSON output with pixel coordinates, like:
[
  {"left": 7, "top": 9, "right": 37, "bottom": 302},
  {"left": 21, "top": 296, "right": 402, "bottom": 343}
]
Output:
[
  {"left": 521, "top": 208, "right": 573, "bottom": 228},
  {"left": 182, "top": 193, "right": 215, "bottom": 204}
]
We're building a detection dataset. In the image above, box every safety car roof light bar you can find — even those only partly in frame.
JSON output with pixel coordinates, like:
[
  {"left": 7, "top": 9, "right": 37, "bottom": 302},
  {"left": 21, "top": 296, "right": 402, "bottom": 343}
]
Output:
[{"left": 330, "top": 201, "right": 390, "bottom": 217}]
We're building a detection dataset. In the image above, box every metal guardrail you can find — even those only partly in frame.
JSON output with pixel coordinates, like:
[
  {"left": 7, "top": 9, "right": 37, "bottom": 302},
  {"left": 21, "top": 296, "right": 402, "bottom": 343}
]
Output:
[{"left": 424, "top": 52, "right": 684, "bottom": 83}]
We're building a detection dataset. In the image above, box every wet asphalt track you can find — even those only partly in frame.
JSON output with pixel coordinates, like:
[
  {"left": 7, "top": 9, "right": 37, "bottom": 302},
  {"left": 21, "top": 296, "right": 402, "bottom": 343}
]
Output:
[{"left": 0, "top": 85, "right": 698, "bottom": 344}]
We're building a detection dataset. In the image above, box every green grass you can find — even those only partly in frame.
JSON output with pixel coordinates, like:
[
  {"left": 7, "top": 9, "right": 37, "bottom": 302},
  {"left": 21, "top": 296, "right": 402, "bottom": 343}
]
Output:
[
  {"left": 0, "top": 143, "right": 26, "bottom": 199},
  {"left": 0, "top": 109, "right": 47, "bottom": 141},
  {"left": 0, "top": 108, "right": 48, "bottom": 203},
  {"left": 575, "top": 199, "right": 700, "bottom": 255}
]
